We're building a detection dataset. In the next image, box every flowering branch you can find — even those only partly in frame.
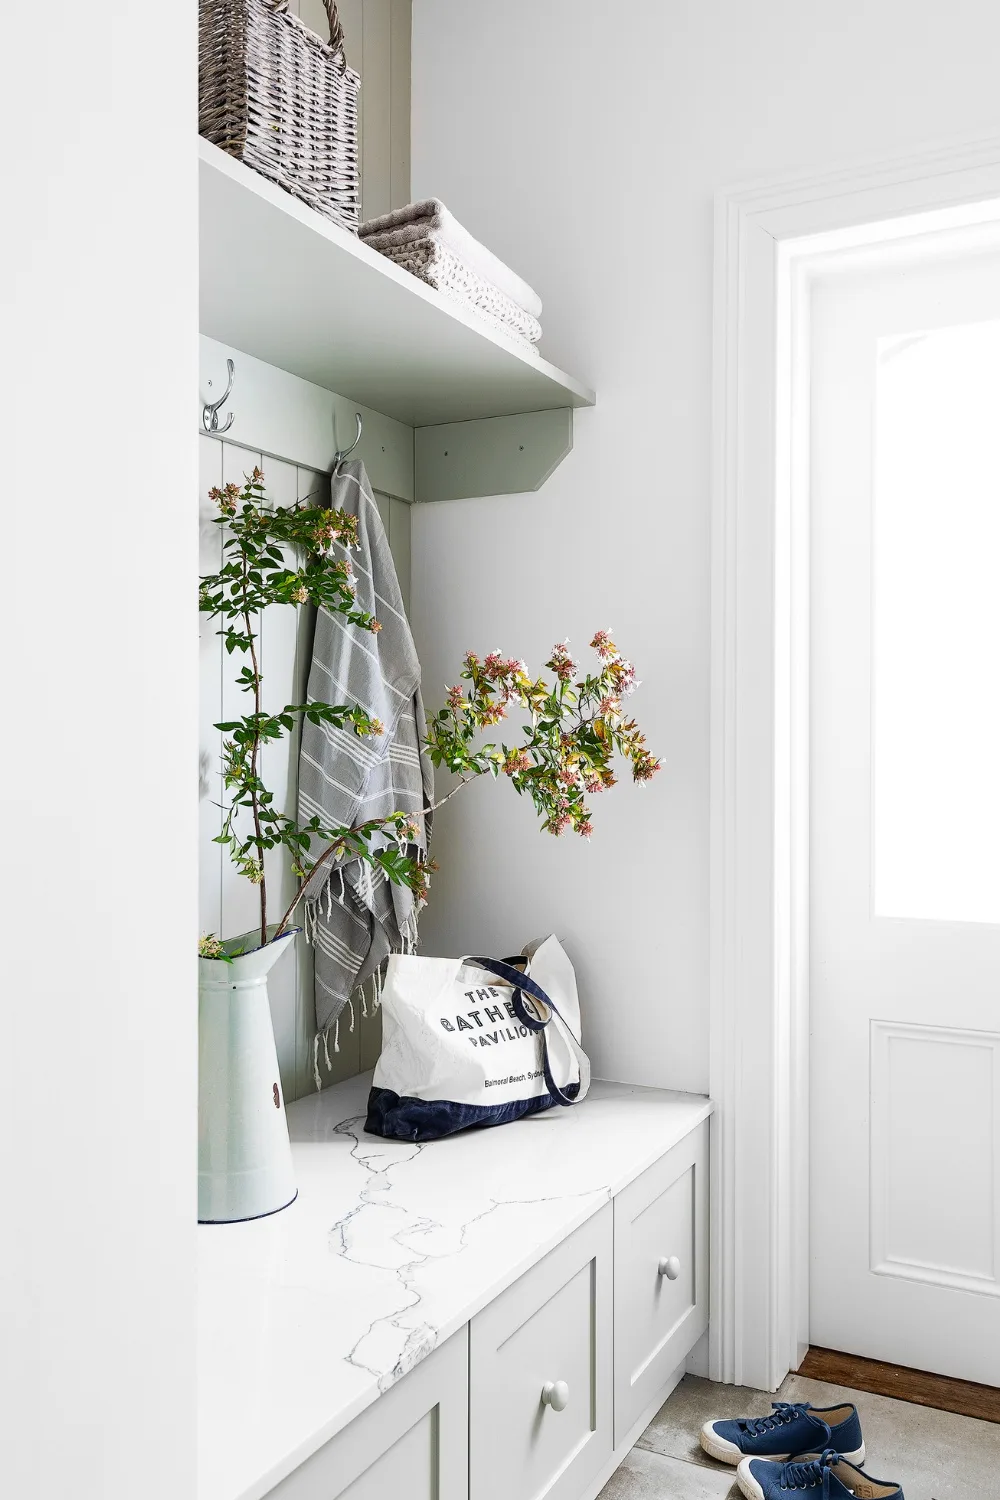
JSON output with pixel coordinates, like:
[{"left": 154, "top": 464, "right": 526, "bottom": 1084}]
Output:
[
  {"left": 426, "top": 632, "right": 661, "bottom": 842},
  {"left": 199, "top": 469, "right": 661, "bottom": 957}
]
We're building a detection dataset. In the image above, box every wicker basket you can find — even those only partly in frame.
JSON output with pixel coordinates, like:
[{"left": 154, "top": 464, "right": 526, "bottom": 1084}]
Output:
[{"left": 199, "top": 0, "right": 361, "bottom": 232}]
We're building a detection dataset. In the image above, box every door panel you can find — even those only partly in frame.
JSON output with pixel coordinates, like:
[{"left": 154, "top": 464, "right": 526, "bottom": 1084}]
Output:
[{"left": 809, "top": 236, "right": 1000, "bottom": 1384}]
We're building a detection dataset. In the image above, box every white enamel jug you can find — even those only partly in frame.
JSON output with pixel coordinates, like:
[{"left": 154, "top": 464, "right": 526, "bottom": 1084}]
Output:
[{"left": 198, "top": 929, "right": 298, "bottom": 1223}]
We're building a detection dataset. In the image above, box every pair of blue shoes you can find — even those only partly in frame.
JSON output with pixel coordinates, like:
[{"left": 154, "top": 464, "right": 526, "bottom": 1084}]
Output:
[{"left": 700, "top": 1400, "right": 904, "bottom": 1498}]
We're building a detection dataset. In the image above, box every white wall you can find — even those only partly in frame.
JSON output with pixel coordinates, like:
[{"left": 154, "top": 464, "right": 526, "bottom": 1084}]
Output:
[
  {"left": 0, "top": 6, "right": 197, "bottom": 1498},
  {"left": 409, "top": 0, "right": 1000, "bottom": 1092}
]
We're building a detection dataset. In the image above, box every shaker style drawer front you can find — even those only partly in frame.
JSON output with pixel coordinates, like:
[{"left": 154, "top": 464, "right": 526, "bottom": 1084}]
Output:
[
  {"left": 613, "top": 1120, "right": 709, "bottom": 1444},
  {"left": 266, "top": 1326, "right": 469, "bottom": 1500},
  {"left": 469, "top": 1203, "right": 613, "bottom": 1500}
]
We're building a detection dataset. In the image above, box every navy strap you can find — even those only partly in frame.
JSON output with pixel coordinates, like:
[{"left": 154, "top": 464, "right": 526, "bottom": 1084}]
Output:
[{"left": 467, "top": 956, "right": 591, "bottom": 1107}]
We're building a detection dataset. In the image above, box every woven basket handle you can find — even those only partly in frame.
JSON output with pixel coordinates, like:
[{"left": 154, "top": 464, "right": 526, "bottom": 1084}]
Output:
[{"left": 323, "top": 0, "right": 346, "bottom": 57}]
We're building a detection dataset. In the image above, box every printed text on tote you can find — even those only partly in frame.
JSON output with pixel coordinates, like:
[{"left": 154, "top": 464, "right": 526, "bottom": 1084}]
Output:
[{"left": 439, "top": 987, "right": 532, "bottom": 1046}]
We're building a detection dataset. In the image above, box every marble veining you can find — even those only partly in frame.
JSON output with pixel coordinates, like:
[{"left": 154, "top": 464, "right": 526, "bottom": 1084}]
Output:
[{"left": 198, "top": 1072, "right": 711, "bottom": 1500}]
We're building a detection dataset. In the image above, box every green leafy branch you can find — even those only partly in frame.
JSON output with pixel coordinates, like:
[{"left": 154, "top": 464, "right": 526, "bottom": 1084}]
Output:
[{"left": 199, "top": 470, "right": 661, "bottom": 957}]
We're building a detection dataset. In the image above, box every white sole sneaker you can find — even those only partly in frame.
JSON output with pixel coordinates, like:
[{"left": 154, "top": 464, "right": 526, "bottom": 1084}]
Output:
[
  {"left": 736, "top": 1447, "right": 867, "bottom": 1499},
  {"left": 699, "top": 1422, "right": 792, "bottom": 1466},
  {"left": 736, "top": 1459, "right": 767, "bottom": 1500}
]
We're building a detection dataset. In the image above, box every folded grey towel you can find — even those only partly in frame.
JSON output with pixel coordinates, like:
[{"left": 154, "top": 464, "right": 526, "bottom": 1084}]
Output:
[{"left": 360, "top": 198, "right": 542, "bottom": 320}]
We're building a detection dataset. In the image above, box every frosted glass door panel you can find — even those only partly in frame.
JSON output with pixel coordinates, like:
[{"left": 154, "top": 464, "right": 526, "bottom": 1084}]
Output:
[{"left": 873, "top": 320, "right": 1000, "bottom": 924}]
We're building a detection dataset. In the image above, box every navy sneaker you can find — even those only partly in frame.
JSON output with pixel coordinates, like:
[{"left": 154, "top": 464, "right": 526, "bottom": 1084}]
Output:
[
  {"left": 737, "top": 1449, "right": 903, "bottom": 1499},
  {"left": 699, "top": 1401, "right": 865, "bottom": 1465}
]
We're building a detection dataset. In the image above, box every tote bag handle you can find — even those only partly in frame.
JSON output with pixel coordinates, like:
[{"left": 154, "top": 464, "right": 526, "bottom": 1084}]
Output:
[{"left": 467, "top": 957, "right": 591, "bottom": 1107}]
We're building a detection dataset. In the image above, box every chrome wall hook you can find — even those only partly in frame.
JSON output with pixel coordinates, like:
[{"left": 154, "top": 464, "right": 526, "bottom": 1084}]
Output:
[
  {"left": 203, "top": 359, "right": 235, "bottom": 435},
  {"left": 332, "top": 411, "right": 363, "bottom": 472}
]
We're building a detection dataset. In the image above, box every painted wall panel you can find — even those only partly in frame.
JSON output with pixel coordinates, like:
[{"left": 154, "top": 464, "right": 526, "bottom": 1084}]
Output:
[{"left": 3, "top": 4, "right": 197, "bottom": 1495}]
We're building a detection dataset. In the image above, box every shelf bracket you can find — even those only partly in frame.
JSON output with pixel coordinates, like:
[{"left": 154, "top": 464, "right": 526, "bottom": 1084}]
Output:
[{"left": 413, "top": 408, "right": 574, "bottom": 504}]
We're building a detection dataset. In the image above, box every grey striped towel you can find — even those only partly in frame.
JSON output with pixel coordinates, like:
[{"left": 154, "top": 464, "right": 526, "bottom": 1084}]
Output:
[{"left": 298, "top": 460, "right": 433, "bottom": 1051}]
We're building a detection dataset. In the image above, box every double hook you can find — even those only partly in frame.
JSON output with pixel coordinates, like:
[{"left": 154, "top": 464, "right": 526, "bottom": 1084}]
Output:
[
  {"left": 202, "top": 359, "right": 235, "bottom": 435},
  {"left": 332, "top": 411, "right": 363, "bottom": 472},
  {"left": 202, "top": 363, "right": 363, "bottom": 474}
]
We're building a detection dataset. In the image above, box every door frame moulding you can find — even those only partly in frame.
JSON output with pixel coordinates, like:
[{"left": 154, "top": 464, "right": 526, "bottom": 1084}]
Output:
[{"left": 709, "top": 131, "right": 1000, "bottom": 1392}]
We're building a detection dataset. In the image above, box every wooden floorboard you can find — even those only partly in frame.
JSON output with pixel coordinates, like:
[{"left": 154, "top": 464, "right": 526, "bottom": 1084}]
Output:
[{"left": 797, "top": 1346, "right": 1000, "bottom": 1425}]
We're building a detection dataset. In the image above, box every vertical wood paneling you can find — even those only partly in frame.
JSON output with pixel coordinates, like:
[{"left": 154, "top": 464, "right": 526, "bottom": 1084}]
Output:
[
  {"left": 361, "top": 0, "right": 393, "bottom": 222},
  {"left": 199, "top": 436, "right": 224, "bottom": 940},
  {"left": 389, "top": 0, "right": 412, "bottom": 210},
  {"left": 388, "top": 495, "right": 412, "bottom": 615},
  {"left": 201, "top": 442, "right": 414, "bottom": 1100},
  {"left": 360, "top": 1005, "right": 383, "bottom": 1071}
]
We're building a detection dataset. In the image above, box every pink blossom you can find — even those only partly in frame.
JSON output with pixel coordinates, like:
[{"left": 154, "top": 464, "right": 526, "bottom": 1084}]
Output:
[
  {"left": 608, "top": 656, "right": 636, "bottom": 695},
  {"left": 504, "top": 748, "right": 531, "bottom": 776}
]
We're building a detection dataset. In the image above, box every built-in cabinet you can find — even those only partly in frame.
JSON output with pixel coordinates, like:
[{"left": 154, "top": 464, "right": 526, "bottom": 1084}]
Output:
[
  {"left": 258, "top": 1115, "right": 708, "bottom": 1500},
  {"left": 470, "top": 1205, "right": 614, "bottom": 1500},
  {"left": 613, "top": 1123, "right": 709, "bottom": 1445}
]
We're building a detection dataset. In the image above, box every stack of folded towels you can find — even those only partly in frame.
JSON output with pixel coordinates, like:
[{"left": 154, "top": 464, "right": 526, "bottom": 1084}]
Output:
[{"left": 359, "top": 199, "right": 543, "bottom": 351}]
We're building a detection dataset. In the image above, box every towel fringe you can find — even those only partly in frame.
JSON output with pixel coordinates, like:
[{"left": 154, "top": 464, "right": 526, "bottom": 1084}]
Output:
[{"left": 312, "top": 1033, "right": 322, "bottom": 1092}]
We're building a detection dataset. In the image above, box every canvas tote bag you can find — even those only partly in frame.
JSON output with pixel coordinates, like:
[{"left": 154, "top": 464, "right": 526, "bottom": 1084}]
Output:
[{"left": 365, "top": 935, "right": 591, "bottom": 1141}]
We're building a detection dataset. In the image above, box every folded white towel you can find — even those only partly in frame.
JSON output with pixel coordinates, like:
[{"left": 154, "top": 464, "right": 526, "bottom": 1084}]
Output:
[
  {"left": 379, "top": 239, "right": 542, "bottom": 350},
  {"left": 360, "top": 198, "right": 543, "bottom": 321}
]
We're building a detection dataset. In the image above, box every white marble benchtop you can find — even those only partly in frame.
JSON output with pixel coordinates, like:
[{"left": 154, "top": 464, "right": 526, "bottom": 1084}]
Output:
[{"left": 198, "top": 1072, "right": 712, "bottom": 1500}]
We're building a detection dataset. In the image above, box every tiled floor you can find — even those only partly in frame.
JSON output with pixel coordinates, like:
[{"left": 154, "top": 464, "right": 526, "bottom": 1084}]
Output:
[{"left": 599, "top": 1371, "right": 1000, "bottom": 1500}]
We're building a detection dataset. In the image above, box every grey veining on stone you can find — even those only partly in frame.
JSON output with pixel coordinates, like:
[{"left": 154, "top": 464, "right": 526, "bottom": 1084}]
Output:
[{"left": 199, "top": 1071, "right": 711, "bottom": 1500}]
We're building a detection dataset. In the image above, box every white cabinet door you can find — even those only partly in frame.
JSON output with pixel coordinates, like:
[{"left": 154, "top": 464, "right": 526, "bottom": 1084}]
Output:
[
  {"left": 469, "top": 1204, "right": 613, "bottom": 1500},
  {"left": 613, "top": 1121, "right": 708, "bottom": 1444},
  {"left": 266, "top": 1326, "right": 468, "bottom": 1500}
]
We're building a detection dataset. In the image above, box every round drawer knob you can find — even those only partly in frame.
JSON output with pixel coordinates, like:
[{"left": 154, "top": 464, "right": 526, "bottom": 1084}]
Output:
[
  {"left": 541, "top": 1380, "right": 570, "bottom": 1412},
  {"left": 658, "top": 1255, "right": 681, "bottom": 1280}
]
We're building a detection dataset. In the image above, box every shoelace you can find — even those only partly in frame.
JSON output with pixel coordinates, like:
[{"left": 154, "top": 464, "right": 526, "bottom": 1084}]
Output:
[
  {"left": 782, "top": 1450, "right": 839, "bottom": 1493},
  {"left": 743, "top": 1401, "right": 811, "bottom": 1436}
]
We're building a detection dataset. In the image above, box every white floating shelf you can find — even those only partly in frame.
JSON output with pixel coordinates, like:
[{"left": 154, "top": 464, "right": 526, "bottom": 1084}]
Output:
[{"left": 199, "top": 140, "right": 596, "bottom": 429}]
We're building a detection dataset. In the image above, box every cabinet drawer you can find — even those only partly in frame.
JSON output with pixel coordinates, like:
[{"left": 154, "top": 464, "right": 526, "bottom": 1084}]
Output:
[
  {"left": 613, "top": 1120, "right": 709, "bottom": 1445},
  {"left": 470, "top": 1203, "right": 613, "bottom": 1500},
  {"left": 265, "top": 1326, "right": 468, "bottom": 1500}
]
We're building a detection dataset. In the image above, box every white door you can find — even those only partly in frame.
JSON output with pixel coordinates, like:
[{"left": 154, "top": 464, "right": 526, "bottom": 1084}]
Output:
[{"left": 810, "top": 227, "right": 1000, "bottom": 1384}]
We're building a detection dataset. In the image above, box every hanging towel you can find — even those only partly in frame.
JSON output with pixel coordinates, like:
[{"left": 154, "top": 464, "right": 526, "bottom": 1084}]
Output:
[
  {"left": 297, "top": 460, "right": 433, "bottom": 1047},
  {"left": 360, "top": 198, "right": 543, "bottom": 320}
]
